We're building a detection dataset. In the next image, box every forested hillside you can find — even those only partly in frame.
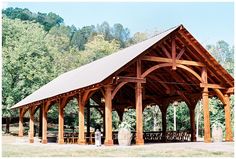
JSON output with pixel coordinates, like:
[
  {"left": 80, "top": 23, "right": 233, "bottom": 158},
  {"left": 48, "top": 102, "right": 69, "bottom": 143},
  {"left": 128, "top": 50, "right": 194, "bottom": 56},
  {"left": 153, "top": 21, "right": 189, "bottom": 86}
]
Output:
[{"left": 2, "top": 7, "right": 234, "bottom": 137}]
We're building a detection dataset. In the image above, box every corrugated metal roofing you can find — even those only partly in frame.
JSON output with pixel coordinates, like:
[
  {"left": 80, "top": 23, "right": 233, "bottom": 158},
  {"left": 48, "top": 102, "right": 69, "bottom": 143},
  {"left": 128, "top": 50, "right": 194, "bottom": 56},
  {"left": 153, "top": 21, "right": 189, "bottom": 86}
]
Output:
[{"left": 11, "top": 25, "right": 180, "bottom": 109}]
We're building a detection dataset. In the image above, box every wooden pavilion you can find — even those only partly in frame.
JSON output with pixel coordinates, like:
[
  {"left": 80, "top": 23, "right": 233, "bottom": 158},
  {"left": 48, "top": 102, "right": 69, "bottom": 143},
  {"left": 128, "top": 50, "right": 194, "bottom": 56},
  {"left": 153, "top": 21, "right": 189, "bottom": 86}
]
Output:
[{"left": 12, "top": 25, "right": 234, "bottom": 145}]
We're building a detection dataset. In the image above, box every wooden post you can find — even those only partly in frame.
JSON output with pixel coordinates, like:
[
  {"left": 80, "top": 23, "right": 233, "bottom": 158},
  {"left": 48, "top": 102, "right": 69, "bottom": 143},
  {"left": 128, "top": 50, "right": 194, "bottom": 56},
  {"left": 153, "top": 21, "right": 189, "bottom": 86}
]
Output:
[
  {"left": 190, "top": 108, "right": 196, "bottom": 142},
  {"left": 103, "top": 109, "right": 106, "bottom": 139},
  {"left": 58, "top": 100, "right": 64, "bottom": 144},
  {"left": 135, "top": 60, "right": 144, "bottom": 145},
  {"left": 160, "top": 106, "right": 167, "bottom": 142},
  {"left": 86, "top": 102, "right": 90, "bottom": 143},
  {"left": 18, "top": 108, "right": 24, "bottom": 137},
  {"left": 224, "top": 94, "right": 233, "bottom": 142},
  {"left": 104, "top": 85, "right": 113, "bottom": 146},
  {"left": 29, "top": 107, "right": 35, "bottom": 143},
  {"left": 201, "top": 67, "right": 211, "bottom": 143},
  {"left": 39, "top": 107, "right": 42, "bottom": 137},
  {"left": 42, "top": 103, "right": 48, "bottom": 144},
  {"left": 78, "top": 93, "right": 86, "bottom": 144}
]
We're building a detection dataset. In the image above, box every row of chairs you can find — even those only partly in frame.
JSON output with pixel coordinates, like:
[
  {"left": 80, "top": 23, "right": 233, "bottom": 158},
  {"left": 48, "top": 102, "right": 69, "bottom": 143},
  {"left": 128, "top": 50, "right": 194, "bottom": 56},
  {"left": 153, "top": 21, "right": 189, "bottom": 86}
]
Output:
[
  {"left": 63, "top": 132, "right": 96, "bottom": 144},
  {"left": 166, "top": 131, "right": 191, "bottom": 142}
]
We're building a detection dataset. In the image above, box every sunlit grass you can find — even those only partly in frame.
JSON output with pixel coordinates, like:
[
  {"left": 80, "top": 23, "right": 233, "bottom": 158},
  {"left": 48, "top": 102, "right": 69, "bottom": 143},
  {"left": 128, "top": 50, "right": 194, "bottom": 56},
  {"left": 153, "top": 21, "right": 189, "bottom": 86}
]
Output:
[{"left": 2, "top": 135, "right": 234, "bottom": 157}]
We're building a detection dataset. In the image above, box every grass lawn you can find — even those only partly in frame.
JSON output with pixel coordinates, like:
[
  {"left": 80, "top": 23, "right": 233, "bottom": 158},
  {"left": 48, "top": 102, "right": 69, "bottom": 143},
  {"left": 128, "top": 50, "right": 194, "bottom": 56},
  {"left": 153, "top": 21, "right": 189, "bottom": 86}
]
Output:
[{"left": 2, "top": 135, "right": 234, "bottom": 157}]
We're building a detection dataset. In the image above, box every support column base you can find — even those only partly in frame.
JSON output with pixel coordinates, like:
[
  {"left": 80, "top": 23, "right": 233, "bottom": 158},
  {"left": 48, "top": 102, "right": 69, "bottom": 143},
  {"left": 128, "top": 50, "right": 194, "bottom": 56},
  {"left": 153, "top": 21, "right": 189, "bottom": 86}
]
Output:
[
  {"left": 78, "top": 139, "right": 86, "bottom": 145},
  {"left": 18, "top": 134, "right": 23, "bottom": 137},
  {"left": 29, "top": 138, "right": 34, "bottom": 143},
  {"left": 191, "top": 136, "right": 197, "bottom": 142},
  {"left": 136, "top": 138, "right": 144, "bottom": 145},
  {"left": 58, "top": 139, "right": 64, "bottom": 144},
  {"left": 42, "top": 139, "right": 47, "bottom": 144},
  {"left": 104, "top": 139, "right": 113, "bottom": 146},
  {"left": 204, "top": 139, "right": 211, "bottom": 143},
  {"left": 225, "top": 139, "right": 233, "bottom": 142}
]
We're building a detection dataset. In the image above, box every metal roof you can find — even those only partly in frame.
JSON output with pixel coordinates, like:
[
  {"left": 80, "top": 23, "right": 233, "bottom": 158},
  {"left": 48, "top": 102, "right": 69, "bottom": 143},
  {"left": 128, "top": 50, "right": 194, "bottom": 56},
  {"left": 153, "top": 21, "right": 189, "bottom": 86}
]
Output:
[{"left": 11, "top": 25, "right": 180, "bottom": 109}]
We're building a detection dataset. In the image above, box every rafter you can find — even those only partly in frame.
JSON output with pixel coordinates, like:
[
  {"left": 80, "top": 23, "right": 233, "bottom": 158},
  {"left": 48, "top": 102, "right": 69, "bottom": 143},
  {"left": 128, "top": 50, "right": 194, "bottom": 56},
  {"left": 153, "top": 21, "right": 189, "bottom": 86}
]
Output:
[
  {"left": 160, "top": 44, "right": 171, "bottom": 58},
  {"left": 172, "top": 38, "right": 177, "bottom": 69},
  {"left": 176, "top": 47, "right": 185, "bottom": 60},
  {"left": 178, "top": 30, "right": 233, "bottom": 86}
]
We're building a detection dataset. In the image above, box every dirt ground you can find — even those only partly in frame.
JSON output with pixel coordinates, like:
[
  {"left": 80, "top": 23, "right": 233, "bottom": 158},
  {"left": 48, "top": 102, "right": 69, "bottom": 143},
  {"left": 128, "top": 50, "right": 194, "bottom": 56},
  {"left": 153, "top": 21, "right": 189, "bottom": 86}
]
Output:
[{"left": 1, "top": 134, "right": 234, "bottom": 157}]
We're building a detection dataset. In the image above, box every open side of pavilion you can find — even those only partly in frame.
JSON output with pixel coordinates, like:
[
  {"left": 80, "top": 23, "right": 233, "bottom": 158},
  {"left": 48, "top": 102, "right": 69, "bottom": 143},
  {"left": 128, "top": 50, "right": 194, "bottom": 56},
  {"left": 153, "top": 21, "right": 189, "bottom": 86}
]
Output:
[{"left": 11, "top": 24, "right": 234, "bottom": 145}]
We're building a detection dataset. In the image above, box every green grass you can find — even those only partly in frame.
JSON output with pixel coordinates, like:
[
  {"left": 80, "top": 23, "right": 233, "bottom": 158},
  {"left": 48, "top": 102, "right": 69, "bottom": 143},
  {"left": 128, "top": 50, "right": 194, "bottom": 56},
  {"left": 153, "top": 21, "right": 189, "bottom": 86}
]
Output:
[
  {"left": 2, "top": 143, "right": 233, "bottom": 157},
  {"left": 2, "top": 135, "right": 234, "bottom": 157}
]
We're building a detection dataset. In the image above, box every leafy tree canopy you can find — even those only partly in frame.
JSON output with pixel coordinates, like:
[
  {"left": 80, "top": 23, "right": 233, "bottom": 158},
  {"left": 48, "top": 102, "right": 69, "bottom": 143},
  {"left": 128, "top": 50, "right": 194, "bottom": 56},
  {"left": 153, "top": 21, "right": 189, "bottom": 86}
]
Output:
[{"left": 3, "top": 7, "right": 64, "bottom": 31}]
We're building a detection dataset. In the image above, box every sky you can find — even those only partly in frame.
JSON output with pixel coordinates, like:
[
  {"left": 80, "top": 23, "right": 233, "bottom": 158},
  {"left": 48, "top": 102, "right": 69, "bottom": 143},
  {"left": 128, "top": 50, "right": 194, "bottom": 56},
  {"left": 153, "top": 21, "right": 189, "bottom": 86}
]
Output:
[{"left": 4, "top": 2, "right": 234, "bottom": 46}]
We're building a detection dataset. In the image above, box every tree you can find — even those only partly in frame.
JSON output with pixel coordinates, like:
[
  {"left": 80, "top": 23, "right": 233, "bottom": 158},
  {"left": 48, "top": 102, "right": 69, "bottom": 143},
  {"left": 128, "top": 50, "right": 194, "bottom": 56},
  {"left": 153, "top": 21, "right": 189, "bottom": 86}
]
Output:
[
  {"left": 111, "top": 23, "right": 130, "bottom": 48},
  {"left": 3, "top": 7, "right": 64, "bottom": 31},
  {"left": 45, "top": 25, "right": 81, "bottom": 76},
  {"left": 206, "top": 40, "right": 234, "bottom": 75},
  {"left": 96, "top": 21, "right": 112, "bottom": 41},
  {"left": 71, "top": 25, "right": 96, "bottom": 50},
  {"left": 79, "top": 34, "right": 120, "bottom": 65},
  {"left": 128, "top": 32, "right": 148, "bottom": 46},
  {"left": 2, "top": 17, "right": 54, "bottom": 132}
]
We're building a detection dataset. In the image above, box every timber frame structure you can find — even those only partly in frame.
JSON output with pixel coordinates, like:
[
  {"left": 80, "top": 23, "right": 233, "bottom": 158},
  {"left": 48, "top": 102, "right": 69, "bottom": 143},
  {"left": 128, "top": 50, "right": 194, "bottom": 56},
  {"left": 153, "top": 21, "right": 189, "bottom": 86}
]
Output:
[{"left": 12, "top": 25, "right": 234, "bottom": 145}]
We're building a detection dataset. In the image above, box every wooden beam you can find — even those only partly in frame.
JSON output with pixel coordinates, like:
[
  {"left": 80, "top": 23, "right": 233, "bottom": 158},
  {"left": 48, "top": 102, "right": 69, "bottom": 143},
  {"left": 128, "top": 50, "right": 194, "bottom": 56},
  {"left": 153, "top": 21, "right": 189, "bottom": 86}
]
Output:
[
  {"left": 224, "top": 94, "right": 233, "bottom": 141},
  {"left": 104, "top": 85, "right": 113, "bottom": 146},
  {"left": 148, "top": 75, "right": 172, "bottom": 94},
  {"left": 161, "top": 44, "right": 171, "bottom": 58},
  {"left": 160, "top": 105, "right": 168, "bottom": 142},
  {"left": 111, "top": 82, "right": 128, "bottom": 99},
  {"left": 213, "top": 88, "right": 226, "bottom": 105},
  {"left": 200, "top": 83, "right": 225, "bottom": 89},
  {"left": 201, "top": 67, "right": 211, "bottom": 143},
  {"left": 189, "top": 108, "right": 196, "bottom": 142},
  {"left": 176, "top": 47, "right": 185, "bottom": 60},
  {"left": 178, "top": 30, "right": 233, "bottom": 87},
  {"left": 135, "top": 59, "right": 144, "bottom": 145},
  {"left": 42, "top": 101, "right": 50, "bottom": 144},
  {"left": 18, "top": 108, "right": 24, "bottom": 137},
  {"left": 29, "top": 106, "right": 35, "bottom": 143},
  {"left": 58, "top": 98, "right": 66, "bottom": 144},
  {"left": 176, "top": 91, "right": 192, "bottom": 106},
  {"left": 224, "top": 87, "right": 234, "bottom": 94},
  {"left": 142, "top": 56, "right": 205, "bottom": 67},
  {"left": 115, "top": 76, "right": 146, "bottom": 83},
  {"left": 172, "top": 38, "right": 177, "bottom": 69},
  {"left": 77, "top": 93, "right": 86, "bottom": 144}
]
